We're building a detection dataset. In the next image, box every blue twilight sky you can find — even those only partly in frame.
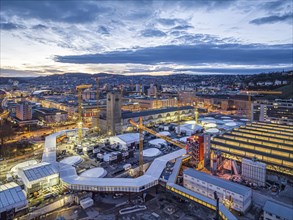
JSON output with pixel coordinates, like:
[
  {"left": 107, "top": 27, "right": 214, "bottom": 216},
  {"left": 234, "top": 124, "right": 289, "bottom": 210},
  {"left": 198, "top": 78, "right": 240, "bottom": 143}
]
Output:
[{"left": 0, "top": 0, "right": 292, "bottom": 77}]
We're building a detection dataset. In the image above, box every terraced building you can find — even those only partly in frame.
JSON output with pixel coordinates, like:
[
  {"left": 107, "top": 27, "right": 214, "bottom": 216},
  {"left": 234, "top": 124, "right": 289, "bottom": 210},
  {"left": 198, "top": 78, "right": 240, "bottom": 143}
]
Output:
[{"left": 210, "top": 122, "right": 293, "bottom": 176}]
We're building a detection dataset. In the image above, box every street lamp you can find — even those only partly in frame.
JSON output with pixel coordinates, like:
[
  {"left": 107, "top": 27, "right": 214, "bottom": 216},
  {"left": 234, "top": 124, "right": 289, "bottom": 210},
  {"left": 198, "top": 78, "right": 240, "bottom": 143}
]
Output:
[{"left": 214, "top": 191, "right": 219, "bottom": 220}]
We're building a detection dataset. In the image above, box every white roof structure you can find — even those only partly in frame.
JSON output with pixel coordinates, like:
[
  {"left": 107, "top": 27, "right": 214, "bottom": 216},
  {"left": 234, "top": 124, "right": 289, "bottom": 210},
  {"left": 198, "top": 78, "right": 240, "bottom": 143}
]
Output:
[
  {"left": 39, "top": 129, "right": 185, "bottom": 193},
  {"left": 0, "top": 182, "right": 27, "bottom": 213},
  {"left": 19, "top": 162, "right": 59, "bottom": 187},
  {"left": 158, "top": 131, "right": 171, "bottom": 136},
  {"left": 80, "top": 168, "right": 107, "bottom": 178},
  {"left": 176, "top": 124, "right": 203, "bottom": 135},
  {"left": 221, "top": 116, "right": 231, "bottom": 119},
  {"left": 109, "top": 133, "right": 139, "bottom": 147},
  {"left": 206, "top": 128, "right": 220, "bottom": 134},
  {"left": 263, "top": 200, "right": 293, "bottom": 220},
  {"left": 204, "top": 117, "right": 215, "bottom": 120},
  {"left": 179, "top": 136, "right": 189, "bottom": 143},
  {"left": 143, "top": 148, "right": 162, "bottom": 157},
  {"left": 148, "top": 139, "right": 167, "bottom": 147},
  {"left": 204, "top": 123, "right": 217, "bottom": 128},
  {"left": 32, "top": 90, "right": 51, "bottom": 95},
  {"left": 11, "top": 160, "right": 38, "bottom": 176},
  {"left": 225, "top": 122, "right": 238, "bottom": 127},
  {"left": 240, "top": 118, "right": 249, "bottom": 122},
  {"left": 60, "top": 156, "right": 83, "bottom": 166}
]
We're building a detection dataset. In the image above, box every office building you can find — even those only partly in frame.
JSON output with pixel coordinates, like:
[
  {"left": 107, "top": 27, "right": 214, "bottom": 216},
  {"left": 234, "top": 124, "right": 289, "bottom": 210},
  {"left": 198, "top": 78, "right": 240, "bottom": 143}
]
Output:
[
  {"left": 183, "top": 168, "right": 252, "bottom": 213},
  {"left": 18, "top": 162, "right": 59, "bottom": 194},
  {"left": 16, "top": 101, "right": 32, "bottom": 121},
  {"left": 211, "top": 122, "right": 293, "bottom": 176},
  {"left": 252, "top": 99, "right": 293, "bottom": 125},
  {"left": 34, "top": 108, "right": 68, "bottom": 124},
  {"left": 241, "top": 158, "right": 266, "bottom": 187}
]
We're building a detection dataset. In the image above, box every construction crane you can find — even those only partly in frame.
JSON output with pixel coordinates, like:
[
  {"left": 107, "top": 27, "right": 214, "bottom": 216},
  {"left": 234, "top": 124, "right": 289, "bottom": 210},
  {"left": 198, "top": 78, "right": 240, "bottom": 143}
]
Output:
[
  {"left": 76, "top": 84, "right": 92, "bottom": 144},
  {"left": 129, "top": 117, "right": 186, "bottom": 176},
  {"left": 95, "top": 78, "right": 100, "bottom": 133},
  {"left": 193, "top": 100, "right": 199, "bottom": 125},
  {"left": 240, "top": 90, "right": 282, "bottom": 121}
]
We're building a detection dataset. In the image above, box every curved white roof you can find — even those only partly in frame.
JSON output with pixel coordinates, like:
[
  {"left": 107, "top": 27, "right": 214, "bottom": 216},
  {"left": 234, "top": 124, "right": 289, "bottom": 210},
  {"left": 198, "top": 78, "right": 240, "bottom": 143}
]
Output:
[
  {"left": 206, "top": 128, "right": 220, "bottom": 133},
  {"left": 60, "top": 156, "right": 83, "bottom": 166},
  {"left": 204, "top": 117, "right": 215, "bottom": 120},
  {"left": 204, "top": 123, "right": 217, "bottom": 128},
  {"left": 158, "top": 131, "right": 171, "bottom": 136},
  {"left": 223, "top": 119, "right": 234, "bottom": 122},
  {"left": 225, "top": 122, "right": 237, "bottom": 127},
  {"left": 11, "top": 160, "right": 38, "bottom": 175},
  {"left": 148, "top": 138, "right": 167, "bottom": 146},
  {"left": 221, "top": 116, "right": 231, "bottom": 119},
  {"left": 143, "top": 148, "right": 162, "bottom": 157},
  {"left": 80, "top": 168, "right": 107, "bottom": 178},
  {"left": 240, "top": 118, "right": 249, "bottom": 122},
  {"left": 32, "top": 90, "right": 51, "bottom": 95}
]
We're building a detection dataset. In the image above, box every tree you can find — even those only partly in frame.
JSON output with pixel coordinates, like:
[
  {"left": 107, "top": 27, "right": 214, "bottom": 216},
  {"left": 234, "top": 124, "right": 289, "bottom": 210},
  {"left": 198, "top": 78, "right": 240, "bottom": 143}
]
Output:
[{"left": 0, "top": 119, "right": 15, "bottom": 157}]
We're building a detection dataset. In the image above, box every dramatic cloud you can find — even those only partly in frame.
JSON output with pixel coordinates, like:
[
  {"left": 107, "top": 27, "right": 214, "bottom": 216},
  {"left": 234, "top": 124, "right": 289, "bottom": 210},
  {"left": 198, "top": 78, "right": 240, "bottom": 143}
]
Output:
[
  {"left": 250, "top": 13, "right": 293, "bottom": 25},
  {"left": 1, "top": 0, "right": 292, "bottom": 76},
  {"left": 141, "top": 29, "right": 167, "bottom": 37},
  {"left": 0, "top": 22, "right": 24, "bottom": 30},
  {"left": 55, "top": 44, "right": 293, "bottom": 66}
]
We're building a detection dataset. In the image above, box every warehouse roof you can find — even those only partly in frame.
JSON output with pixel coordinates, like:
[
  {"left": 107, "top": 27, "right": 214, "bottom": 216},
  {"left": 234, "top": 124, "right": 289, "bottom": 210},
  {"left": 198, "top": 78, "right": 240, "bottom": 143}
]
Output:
[
  {"left": 263, "top": 200, "right": 293, "bottom": 220},
  {"left": 0, "top": 182, "right": 27, "bottom": 213},
  {"left": 183, "top": 168, "right": 251, "bottom": 197}
]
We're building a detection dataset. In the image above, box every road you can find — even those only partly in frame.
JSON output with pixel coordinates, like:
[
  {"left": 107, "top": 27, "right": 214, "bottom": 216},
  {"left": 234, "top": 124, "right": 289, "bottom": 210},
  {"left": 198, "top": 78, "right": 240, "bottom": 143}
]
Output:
[{"left": 6, "top": 123, "right": 78, "bottom": 143}]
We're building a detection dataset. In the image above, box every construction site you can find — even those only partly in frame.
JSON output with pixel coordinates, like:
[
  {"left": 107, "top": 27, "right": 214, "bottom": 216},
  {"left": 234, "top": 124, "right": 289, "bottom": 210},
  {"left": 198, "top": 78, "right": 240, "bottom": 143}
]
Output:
[{"left": 1, "top": 84, "right": 292, "bottom": 220}]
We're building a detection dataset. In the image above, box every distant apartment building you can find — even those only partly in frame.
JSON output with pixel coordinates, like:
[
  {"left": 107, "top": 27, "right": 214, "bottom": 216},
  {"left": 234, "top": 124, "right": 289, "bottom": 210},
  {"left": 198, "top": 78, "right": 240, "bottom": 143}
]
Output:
[
  {"left": 178, "top": 91, "right": 195, "bottom": 105},
  {"left": 252, "top": 99, "right": 293, "bottom": 125},
  {"left": 147, "top": 84, "right": 158, "bottom": 97},
  {"left": 16, "top": 101, "right": 32, "bottom": 121},
  {"left": 34, "top": 108, "right": 68, "bottom": 124}
]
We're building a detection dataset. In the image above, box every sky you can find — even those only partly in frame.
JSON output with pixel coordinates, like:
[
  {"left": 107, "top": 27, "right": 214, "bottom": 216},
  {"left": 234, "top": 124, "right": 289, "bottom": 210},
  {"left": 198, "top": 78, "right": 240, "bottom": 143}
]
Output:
[{"left": 0, "top": 0, "right": 292, "bottom": 77}]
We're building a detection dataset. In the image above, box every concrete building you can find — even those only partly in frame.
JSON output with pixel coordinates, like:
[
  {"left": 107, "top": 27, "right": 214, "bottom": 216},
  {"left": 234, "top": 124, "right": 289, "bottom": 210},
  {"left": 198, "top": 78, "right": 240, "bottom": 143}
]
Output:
[
  {"left": 130, "top": 97, "right": 178, "bottom": 109},
  {"left": 241, "top": 158, "right": 266, "bottom": 187},
  {"left": 16, "top": 101, "right": 32, "bottom": 121},
  {"left": 147, "top": 84, "right": 157, "bottom": 98},
  {"left": 263, "top": 200, "right": 293, "bottom": 220},
  {"left": 18, "top": 162, "right": 59, "bottom": 194},
  {"left": 211, "top": 122, "right": 293, "bottom": 176},
  {"left": 106, "top": 91, "right": 122, "bottom": 135},
  {"left": 0, "top": 182, "right": 27, "bottom": 220},
  {"left": 183, "top": 168, "right": 252, "bottom": 213},
  {"left": 252, "top": 99, "right": 293, "bottom": 125},
  {"left": 34, "top": 108, "right": 68, "bottom": 124}
]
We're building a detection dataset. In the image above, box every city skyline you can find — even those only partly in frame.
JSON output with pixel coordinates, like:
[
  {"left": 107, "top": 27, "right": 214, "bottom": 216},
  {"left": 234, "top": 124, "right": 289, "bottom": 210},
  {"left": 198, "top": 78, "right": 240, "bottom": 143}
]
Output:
[{"left": 0, "top": 0, "right": 292, "bottom": 77}]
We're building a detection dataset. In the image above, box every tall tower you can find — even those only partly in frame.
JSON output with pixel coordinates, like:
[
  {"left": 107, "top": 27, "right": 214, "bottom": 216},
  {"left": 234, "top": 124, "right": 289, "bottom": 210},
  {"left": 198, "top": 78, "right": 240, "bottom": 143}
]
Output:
[{"left": 106, "top": 91, "right": 122, "bottom": 135}]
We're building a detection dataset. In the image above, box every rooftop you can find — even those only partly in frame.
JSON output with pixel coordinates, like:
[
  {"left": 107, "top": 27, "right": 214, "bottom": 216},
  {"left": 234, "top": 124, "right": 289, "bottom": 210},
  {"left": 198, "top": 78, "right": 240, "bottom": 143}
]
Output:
[
  {"left": 0, "top": 182, "right": 27, "bottom": 213},
  {"left": 122, "top": 106, "right": 193, "bottom": 119},
  {"left": 183, "top": 168, "right": 251, "bottom": 196},
  {"left": 21, "top": 162, "right": 58, "bottom": 182},
  {"left": 263, "top": 200, "right": 293, "bottom": 220}
]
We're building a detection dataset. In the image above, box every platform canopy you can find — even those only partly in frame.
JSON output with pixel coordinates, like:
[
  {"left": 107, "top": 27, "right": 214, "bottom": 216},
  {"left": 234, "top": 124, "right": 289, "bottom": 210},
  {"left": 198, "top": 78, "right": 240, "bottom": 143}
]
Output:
[
  {"left": 0, "top": 182, "right": 27, "bottom": 213},
  {"left": 149, "top": 139, "right": 167, "bottom": 147},
  {"left": 109, "top": 133, "right": 139, "bottom": 149},
  {"left": 143, "top": 148, "right": 162, "bottom": 157}
]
